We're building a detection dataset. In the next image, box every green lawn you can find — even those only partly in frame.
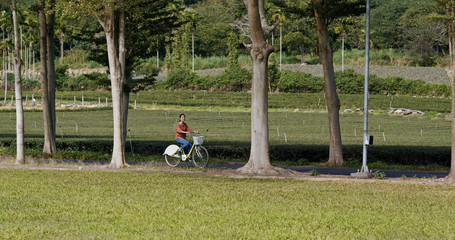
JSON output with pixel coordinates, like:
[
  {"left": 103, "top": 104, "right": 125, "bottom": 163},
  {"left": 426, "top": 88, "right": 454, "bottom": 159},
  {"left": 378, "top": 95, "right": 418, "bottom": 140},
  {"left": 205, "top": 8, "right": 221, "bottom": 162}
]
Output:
[{"left": 0, "top": 168, "right": 454, "bottom": 239}]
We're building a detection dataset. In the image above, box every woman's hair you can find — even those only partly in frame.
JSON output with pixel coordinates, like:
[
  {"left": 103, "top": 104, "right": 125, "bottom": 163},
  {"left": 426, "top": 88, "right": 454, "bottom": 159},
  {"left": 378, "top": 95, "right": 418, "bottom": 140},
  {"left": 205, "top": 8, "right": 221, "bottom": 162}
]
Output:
[{"left": 179, "top": 113, "right": 185, "bottom": 118}]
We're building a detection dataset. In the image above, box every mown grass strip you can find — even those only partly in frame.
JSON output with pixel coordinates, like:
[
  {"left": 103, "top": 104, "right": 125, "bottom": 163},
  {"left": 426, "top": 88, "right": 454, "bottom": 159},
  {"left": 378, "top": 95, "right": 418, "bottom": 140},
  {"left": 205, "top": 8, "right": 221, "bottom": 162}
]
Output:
[{"left": 0, "top": 168, "right": 454, "bottom": 239}]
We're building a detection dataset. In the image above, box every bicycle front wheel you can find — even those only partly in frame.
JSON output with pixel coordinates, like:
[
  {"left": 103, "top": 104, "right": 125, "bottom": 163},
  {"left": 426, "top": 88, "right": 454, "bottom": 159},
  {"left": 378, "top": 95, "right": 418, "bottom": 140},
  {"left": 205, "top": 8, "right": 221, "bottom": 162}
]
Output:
[
  {"left": 192, "top": 146, "right": 209, "bottom": 168},
  {"left": 165, "top": 154, "right": 181, "bottom": 167}
]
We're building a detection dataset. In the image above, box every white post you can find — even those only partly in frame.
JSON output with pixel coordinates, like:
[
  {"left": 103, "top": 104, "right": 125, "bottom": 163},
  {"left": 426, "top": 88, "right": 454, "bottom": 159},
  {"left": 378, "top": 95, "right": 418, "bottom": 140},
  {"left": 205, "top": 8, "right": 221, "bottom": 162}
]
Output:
[{"left": 3, "top": 71, "right": 6, "bottom": 105}]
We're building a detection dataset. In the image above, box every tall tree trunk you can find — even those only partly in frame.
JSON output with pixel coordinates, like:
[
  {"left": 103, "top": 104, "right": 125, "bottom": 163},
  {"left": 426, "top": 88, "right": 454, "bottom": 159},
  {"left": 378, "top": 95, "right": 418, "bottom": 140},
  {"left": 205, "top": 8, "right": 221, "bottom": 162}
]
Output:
[
  {"left": 447, "top": 12, "right": 455, "bottom": 180},
  {"left": 97, "top": 6, "right": 126, "bottom": 168},
  {"left": 314, "top": 3, "right": 343, "bottom": 166},
  {"left": 119, "top": 10, "right": 129, "bottom": 156},
  {"left": 12, "top": 0, "right": 24, "bottom": 164},
  {"left": 236, "top": 0, "right": 293, "bottom": 175},
  {"left": 39, "top": 0, "right": 56, "bottom": 154},
  {"left": 60, "top": 31, "right": 64, "bottom": 64},
  {"left": 300, "top": 44, "right": 306, "bottom": 64},
  {"left": 47, "top": 0, "right": 56, "bottom": 141}
]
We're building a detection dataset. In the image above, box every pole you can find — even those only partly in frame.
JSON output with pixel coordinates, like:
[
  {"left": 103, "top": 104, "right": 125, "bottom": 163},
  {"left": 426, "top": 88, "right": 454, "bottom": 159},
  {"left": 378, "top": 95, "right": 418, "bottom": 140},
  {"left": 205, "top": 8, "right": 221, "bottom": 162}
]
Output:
[
  {"left": 352, "top": 0, "right": 372, "bottom": 178},
  {"left": 361, "top": 0, "right": 371, "bottom": 174},
  {"left": 192, "top": 31, "right": 195, "bottom": 72}
]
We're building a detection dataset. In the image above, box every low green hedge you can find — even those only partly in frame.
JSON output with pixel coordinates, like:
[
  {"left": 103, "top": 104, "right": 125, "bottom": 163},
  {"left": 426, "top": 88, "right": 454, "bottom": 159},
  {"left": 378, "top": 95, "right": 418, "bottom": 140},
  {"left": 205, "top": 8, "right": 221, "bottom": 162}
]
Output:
[{"left": 157, "top": 68, "right": 450, "bottom": 97}]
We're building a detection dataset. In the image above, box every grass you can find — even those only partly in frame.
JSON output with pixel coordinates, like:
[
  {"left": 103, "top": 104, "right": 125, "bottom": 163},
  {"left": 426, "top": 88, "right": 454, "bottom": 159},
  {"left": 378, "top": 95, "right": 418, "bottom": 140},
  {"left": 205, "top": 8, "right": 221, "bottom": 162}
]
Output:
[
  {"left": 0, "top": 106, "right": 451, "bottom": 169},
  {"left": 0, "top": 168, "right": 454, "bottom": 239}
]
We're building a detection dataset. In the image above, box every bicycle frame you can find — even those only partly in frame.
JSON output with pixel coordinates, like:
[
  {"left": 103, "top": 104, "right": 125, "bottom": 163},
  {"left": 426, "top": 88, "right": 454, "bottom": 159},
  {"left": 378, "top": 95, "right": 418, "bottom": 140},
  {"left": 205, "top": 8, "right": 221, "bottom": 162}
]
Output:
[{"left": 180, "top": 143, "right": 196, "bottom": 160}]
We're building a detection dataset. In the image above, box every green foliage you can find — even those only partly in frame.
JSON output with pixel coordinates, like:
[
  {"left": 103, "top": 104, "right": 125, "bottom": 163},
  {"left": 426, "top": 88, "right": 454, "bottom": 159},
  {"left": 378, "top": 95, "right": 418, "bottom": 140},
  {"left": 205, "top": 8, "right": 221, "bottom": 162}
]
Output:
[
  {"left": 134, "top": 59, "right": 159, "bottom": 78},
  {"left": 67, "top": 72, "right": 110, "bottom": 91},
  {"left": 216, "top": 67, "right": 251, "bottom": 91},
  {"left": 62, "top": 49, "right": 102, "bottom": 69},
  {"left": 332, "top": 69, "right": 450, "bottom": 97},
  {"left": 308, "top": 169, "right": 320, "bottom": 176},
  {"left": 227, "top": 32, "right": 239, "bottom": 70},
  {"left": 55, "top": 64, "right": 70, "bottom": 90},
  {"left": 268, "top": 53, "right": 281, "bottom": 91},
  {"left": 277, "top": 70, "right": 324, "bottom": 93},
  {"left": 372, "top": 171, "right": 387, "bottom": 179},
  {"left": 160, "top": 69, "right": 199, "bottom": 90}
]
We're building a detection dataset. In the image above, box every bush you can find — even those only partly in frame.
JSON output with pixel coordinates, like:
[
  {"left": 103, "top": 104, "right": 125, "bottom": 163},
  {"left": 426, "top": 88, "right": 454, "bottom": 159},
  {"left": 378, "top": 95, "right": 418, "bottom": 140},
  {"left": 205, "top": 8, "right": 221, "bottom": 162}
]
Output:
[
  {"left": 68, "top": 72, "right": 110, "bottom": 91},
  {"left": 277, "top": 70, "right": 324, "bottom": 93},
  {"left": 215, "top": 67, "right": 251, "bottom": 91},
  {"left": 160, "top": 69, "right": 199, "bottom": 90},
  {"left": 134, "top": 60, "right": 159, "bottom": 78},
  {"left": 56, "top": 64, "right": 70, "bottom": 90}
]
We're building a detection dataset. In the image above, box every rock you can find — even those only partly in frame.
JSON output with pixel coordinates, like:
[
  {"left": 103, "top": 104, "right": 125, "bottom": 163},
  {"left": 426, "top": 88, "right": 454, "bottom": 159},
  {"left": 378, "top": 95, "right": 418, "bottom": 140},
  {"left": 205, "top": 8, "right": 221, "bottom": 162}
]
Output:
[{"left": 388, "top": 108, "right": 425, "bottom": 116}]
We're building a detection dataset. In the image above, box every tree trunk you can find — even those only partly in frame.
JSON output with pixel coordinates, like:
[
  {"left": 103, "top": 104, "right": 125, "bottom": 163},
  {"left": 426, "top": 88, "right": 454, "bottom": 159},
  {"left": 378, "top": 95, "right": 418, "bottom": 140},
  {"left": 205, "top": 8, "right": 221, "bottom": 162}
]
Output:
[
  {"left": 314, "top": 3, "right": 343, "bottom": 166},
  {"left": 12, "top": 0, "right": 24, "bottom": 164},
  {"left": 236, "top": 0, "right": 294, "bottom": 175},
  {"left": 119, "top": 10, "right": 129, "bottom": 156},
  {"left": 47, "top": 0, "right": 56, "bottom": 142},
  {"left": 447, "top": 15, "right": 455, "bottom": 180},
  {"left": 98, "top": 6, "right": 126, "bottom": 168},
  {"left": 39, "top": 0, "right": 56, "bottom": 154},
  {"left": 60, "top": 31, "right": 64, "bottom": 64},
  {"left": 300, "top": 44, "right": 306, "bottom": 64}
]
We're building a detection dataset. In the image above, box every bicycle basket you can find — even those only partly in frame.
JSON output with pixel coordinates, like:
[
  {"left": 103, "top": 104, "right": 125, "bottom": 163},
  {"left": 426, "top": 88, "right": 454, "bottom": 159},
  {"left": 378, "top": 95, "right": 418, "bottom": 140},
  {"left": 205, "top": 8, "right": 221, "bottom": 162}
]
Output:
[{"left": 193, "top": 136, "right": 204, "bottom": 145}]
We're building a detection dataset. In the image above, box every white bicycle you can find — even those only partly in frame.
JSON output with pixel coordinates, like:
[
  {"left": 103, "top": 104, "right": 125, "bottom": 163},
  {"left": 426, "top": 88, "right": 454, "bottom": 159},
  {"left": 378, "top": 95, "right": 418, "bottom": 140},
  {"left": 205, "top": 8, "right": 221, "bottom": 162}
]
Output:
[{"left": 163, "top": 133, "right": 209, "bottom": 168}]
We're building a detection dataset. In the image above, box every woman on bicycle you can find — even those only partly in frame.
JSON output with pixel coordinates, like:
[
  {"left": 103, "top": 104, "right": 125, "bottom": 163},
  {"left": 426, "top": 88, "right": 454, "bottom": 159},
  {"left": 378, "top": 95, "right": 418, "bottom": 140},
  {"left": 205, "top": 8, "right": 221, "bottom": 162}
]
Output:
[{"left": 176, "top": 113, "right": 198, "bottom": 155}]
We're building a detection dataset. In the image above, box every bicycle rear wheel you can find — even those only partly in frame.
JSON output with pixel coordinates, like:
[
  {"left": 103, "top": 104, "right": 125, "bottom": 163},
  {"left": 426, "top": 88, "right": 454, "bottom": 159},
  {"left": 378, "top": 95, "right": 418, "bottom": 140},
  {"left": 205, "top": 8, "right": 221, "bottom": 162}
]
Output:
[
  {"left": 192, "top": 146, "right": 209, "bottom": 168},
  {"left": 165, "top": 154, "right": 181, "bottom": 167}
]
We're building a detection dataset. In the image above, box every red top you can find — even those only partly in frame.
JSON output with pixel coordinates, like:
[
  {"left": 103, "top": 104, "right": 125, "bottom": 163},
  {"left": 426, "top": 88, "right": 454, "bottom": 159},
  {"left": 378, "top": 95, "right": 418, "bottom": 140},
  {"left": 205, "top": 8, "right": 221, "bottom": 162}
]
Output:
[{"left": 175, "top": 122, "right": 194, "bottom": 140}]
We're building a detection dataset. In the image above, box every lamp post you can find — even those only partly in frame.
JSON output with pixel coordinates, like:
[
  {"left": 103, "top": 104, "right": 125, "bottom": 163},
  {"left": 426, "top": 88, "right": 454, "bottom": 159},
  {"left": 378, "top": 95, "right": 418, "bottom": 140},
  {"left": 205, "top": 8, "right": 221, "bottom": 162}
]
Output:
[{"left": 352, "top": 0, "right": 373, "bottom": 178}]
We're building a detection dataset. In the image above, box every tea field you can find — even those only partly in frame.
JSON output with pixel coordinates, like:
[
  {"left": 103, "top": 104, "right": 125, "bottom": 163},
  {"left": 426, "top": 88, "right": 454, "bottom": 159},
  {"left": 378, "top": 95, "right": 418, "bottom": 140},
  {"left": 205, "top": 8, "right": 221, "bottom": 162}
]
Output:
[
  {"left": 3, "top": 90, "right": 452, "bottom": 113},
  {"left": 0, "top": 105, "right": 451, "bottom": 166}
]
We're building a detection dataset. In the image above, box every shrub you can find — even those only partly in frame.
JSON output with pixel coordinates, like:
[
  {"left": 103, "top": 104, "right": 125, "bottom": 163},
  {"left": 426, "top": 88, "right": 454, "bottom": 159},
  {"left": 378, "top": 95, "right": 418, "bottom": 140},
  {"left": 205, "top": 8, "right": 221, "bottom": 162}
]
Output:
[
  {"left": 55, "top": 64, "right": 70, "bottom": 90},
  {"left": 134, "top": 60, "right": 159, "bottom": 78},
  {"left": 215, "top": 67, "right": 251, "bottom": 91},
  {"left": 68, "top": 72, "right": 110, "bottom": 91},
  {"left": 277, "top": 70, "right": 324, "bottom": 93},
  {"left": 161, "top": 69, "right": 199, "bottom": 90}
]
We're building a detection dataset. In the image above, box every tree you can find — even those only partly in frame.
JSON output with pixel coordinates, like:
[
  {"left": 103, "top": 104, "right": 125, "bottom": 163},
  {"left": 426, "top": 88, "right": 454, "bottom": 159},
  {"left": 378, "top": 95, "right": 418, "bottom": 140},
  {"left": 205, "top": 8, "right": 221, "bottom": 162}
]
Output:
[
  {"left": 235, "top": 0, "right": 292, "bottom": 175},
  {"left": 11, "top": 0, "right": 24, "bottom": 164},
  {"left": 39, "top": 0, "right": 56, "bottom": 154},
  {"left": 271, "top": 0, "right": 364, "bottom": 166},
  {"left": 63, "top": 0, "right": 183, "bottom": 168},
  {"left": 193, "top": 0, "right": 246, "bottom": 56},
  {"left": 399, "top": 2, "right": 446, "bottom": 60},
  {"left": 435, "top": 0, "right": 455, "bottom": 181}
]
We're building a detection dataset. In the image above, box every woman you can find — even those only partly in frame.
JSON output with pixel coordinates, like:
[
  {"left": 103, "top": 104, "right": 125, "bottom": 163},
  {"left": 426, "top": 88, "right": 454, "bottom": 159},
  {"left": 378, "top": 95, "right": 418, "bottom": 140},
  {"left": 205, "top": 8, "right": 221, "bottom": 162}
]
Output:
[{"left": 175, "top": 114, "right": 198, "bottom": 155}]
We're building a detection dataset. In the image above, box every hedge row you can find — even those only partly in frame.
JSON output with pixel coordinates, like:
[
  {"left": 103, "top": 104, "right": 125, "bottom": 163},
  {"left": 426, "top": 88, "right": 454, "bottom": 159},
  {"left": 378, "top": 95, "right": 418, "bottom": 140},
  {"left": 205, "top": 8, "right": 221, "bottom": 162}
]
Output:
[
  {"left": 157, "top": 68, "right": 450, "bottom": 97},
  {"left": 0, "top": 139, "right": 449, "bottom": 167}
]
